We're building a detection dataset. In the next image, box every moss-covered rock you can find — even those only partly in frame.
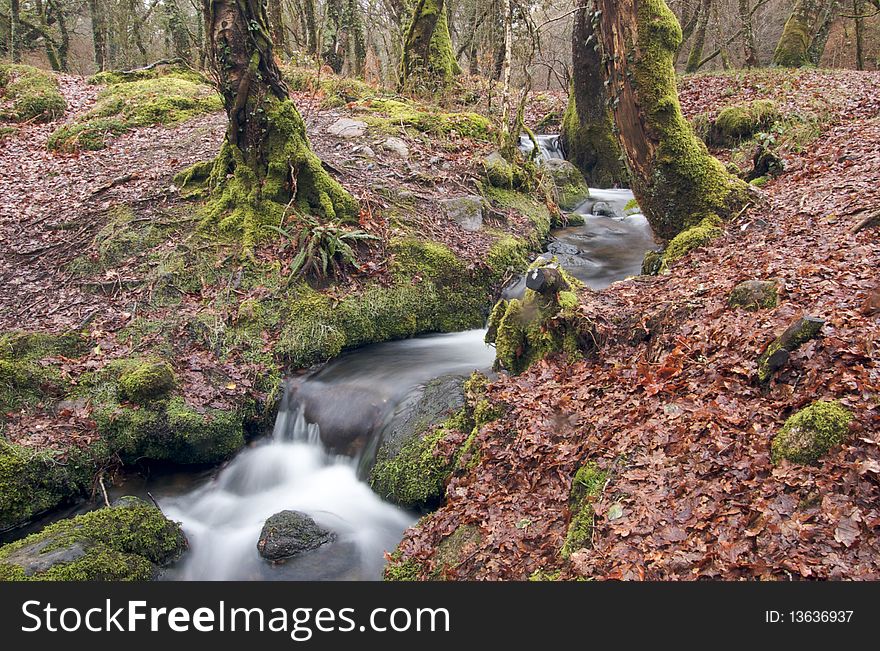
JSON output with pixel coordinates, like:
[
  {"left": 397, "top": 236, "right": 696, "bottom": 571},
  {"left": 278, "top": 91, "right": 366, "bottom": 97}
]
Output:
[
  {"left": 48, "top": 76, "right": 220, "bottom": 152},
  {"left": 0, "top": 64, "right": 67, "bottom": 123},
  {"left": 728, "top": 280, "right": 779, "bottom": 311},
  {"left": 544, "top": 159, "right": 590, "bottom": 211},
  {"left": 88, "top": 64, "right": 207, "bottom": 87},
  {"left": 118, "top": 360, "right": 176, "bottom": 403},
  {"left": 355, "top": 98, "right": 492, "bottom": 140},
  {"left": 664, "top": 215, "right": 723, "bottom": 263},
  {"left": 0, "top": 497, "right": 186, "bottom": 580},
  {"left": 771, "top": 401, "right": 853, "bottom": 465},
  {"left": 561, "top": 462, "right": 607, "bottom": 559},
  {"left": 0, "top": 442, "right": 96, "bottom": 531},
  {"left": 709, "top": 100, "right": 780, "bottom": 146},
  {"left": 383, "top": 550, "right": 422, "bottom": 581}
]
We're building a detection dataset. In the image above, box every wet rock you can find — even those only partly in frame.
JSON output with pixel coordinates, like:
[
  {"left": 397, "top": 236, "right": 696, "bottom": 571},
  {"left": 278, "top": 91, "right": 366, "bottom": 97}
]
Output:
[
  {"left": 257, "top": 510, "right": 336, "bottom": 562},
  {"left": 441, "top": 195, "right": 484, "bottom": 232},
  {"left": 382, "top": 137, "right": 410, "bottom": 159},
  {"left": 546, "top": 241, "right": 580, "bottom": 256},
  {"left": 757, "top": 315, "right": 825, "bottom": 383},
  {"left": 326, "top": 118, "right": 366, "bottom": 138},
  {"left": 728, "top": 280, "right": 779, "bottom": 311},
  {"left": 291, "top": 380, "right": 386, "bottom": 455},
  {"left": 375, "top": 375, "right": 467, "bottom": 462},
  {"left": 544, "top": 159, "right": 590, "bottom": 211},
  {"left": 591, "top": 201, "right": 619, "bottom": 218}
]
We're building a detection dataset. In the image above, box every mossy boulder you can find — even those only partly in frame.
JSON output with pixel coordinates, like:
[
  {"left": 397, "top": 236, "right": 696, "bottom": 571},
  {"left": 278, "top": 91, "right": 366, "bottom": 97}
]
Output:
[
  {"left": 118, "top": 360, "right": 176, "bottom": 403},
  {"left": 561, "top": 462, "right": 607, "bottom": 559},
  {"left": 0, "top": 442, "right": 96, "bottom": 531},
  {"left": 257, "top": 510, "right": 336, "bottom": 561},
  {"left": 483, "top": 152, "right": 533, "bottom": 189},
  {"left": 441, "top": 195, "right": 483, "bottom": 232},
  {"left": 48, "top": 76, "right": 220, "bottom": 152},
  {"left": 544, "top": 159, "right": 590, "bottom": 211},
  {"left": 0, "top": 64, "right": 67, "bottom": 123},
  {"left": 664, "top": 215, "right": 723, "bottom": 263},
  {"left": 729, "top": 280, "right": 779, "bottom": 311},
  {"left": 771, "top": 401, "right": 853, "bottom": 465},
  {"left": 355, "top": 98, "right": 492, "bottom": 140},
  {"left": 0, "top": 497, "right": 186, "bottom": 580},
  {"left": 709, "top": 100, "right": 780, "bottom": 146}
]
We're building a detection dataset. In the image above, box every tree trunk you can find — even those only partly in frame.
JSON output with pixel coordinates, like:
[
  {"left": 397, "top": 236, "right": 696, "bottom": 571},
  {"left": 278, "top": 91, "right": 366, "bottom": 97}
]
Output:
[
  {"left": 807, "top": 0, "right": 840, "bottom": 65},
  {"left": 594, "top": 0, "right": 750, "bottom": 241},
  {"left": 199, "top": 0, "right": 356, "bottom": 247},
  {"left": 164, "top": 0, "right": 192, "bottom": 60},
  {"left": 561, "top": 1, "right": 627, "bottom": 187},
  {"left": 772, "top": 0, "right": 823, "bottom": 67},
  {"left": 399, "top": 0, "right": 460, "bottom": 91},
  {"left": 323, "top": 0, "right": 344, "bottom": 72},
  {"left": 499, "top": 0, "right": 513, "bottom": 156},
  {"left": 342, "top": 0, "right": 367, "bottom": 76},
  {"left": 685, "top": 0, "right": 711, "bottom": 73},
  {"left": 53, "top": 0, "right": 70, "bottom": 71},
  {"left": 303, "top": 0, "right": 318, "bottom": 56},
  {"left": 269, "top": 0, "right": 286, "bottom": 53},
  {"left": 737, "top": 0, "right": 758, "bottom": 67},
  {"left": 853, "top": 0, "right": 865, "bottom": 70},
  {"left": 10, "top": 0, "right": 21, "bottom": 63}
]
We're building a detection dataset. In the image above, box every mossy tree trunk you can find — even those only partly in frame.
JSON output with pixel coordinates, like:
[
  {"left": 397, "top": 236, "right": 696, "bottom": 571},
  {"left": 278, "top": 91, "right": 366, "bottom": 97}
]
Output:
[
  {"left": 10, "top": 0, "right": 21, "bottom": 63},
  {"left": 737, "top": 0, "right": 758, "bottom": 67},
  {"left": 807, "top": 0, "right": 840, "bottom": 66},
  {"left": 323, "top": 0, "right": 366, "bottom": 75},
  {"left": 684, "top": 0, "right": 711, "bottom": 73},
  {"left": 561, "top": 1, "right": 627, "bottom": 188},
  {"left": 201, "top": 0, "right": 356, "bottom": 247},
  {"left": 268, "top": 0, "right": 286, "bottom": 54},
  {"left": 594, "top": 0, "right": 750, "bottom": 240},
  {"left": 399, "top": 0, "right": 461, "bottom": 91},
  {"left": 772, "top": 0, "right": 824, "bottom": 67}
]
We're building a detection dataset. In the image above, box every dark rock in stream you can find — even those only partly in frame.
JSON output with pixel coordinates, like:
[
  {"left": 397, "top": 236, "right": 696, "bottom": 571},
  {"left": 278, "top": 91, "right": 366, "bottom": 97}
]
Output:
[{"left": 257, "top": 511, "right": 336, "bottom": 562}]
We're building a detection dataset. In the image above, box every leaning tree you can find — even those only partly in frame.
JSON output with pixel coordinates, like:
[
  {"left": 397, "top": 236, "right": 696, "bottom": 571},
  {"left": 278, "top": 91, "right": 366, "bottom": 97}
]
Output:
[
  {"left": 399, "top": 0, "right": 461, "bottom": 91},
  {"left": 560, "top": 0, "right": 628, "bottom": 188},
  {"left": 592, "top": 0, "right": 750, "bottom": 240},
  {"left": 194, "top": 0, "right": 356, "bottom": 248}
]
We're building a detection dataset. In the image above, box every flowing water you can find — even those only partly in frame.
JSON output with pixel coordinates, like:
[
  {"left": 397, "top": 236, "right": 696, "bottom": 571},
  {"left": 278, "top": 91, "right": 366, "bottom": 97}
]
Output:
[{"left": 75, "top": 135, "right": 657, "bottom": 581}]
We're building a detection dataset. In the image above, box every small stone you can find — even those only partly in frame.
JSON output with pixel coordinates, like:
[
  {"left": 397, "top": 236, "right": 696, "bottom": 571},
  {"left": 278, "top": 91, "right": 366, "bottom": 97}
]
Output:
[
  {"left": 441, "top": 195, "right": 483, "bottom": 232},
  {"left": 382, "top": 137, "right": 410, "bottom": 159},
  {"left": 326, "top": 118, "right": 366, "bottom": 138},
  {"left": 728, "top": 279, "right": 779, "bottom": 311},
  {"left": 352, "top": 145, "right": 375, "bottom": 158},
  {"left": 257, "top": 510, "right": 336, "bottom": 562}
]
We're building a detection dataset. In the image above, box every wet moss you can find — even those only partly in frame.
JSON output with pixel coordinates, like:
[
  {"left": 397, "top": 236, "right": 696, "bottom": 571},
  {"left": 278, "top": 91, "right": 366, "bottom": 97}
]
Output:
[
  {"left": 383, "top": 550, "right": 422, "bottom": 581},
  {"left": 481, "top": 185, "right": 553, "bottom": 244},
  {"left": 118, "top": 360, "right": 176, "bottom": 403},
  {"left": 663, "top": 215, "right": 723, "bottom": 263},
  {"left": 771, "top": 401, "right": 853, "bottom": 465},
  {"left": 710, "top": 100, "right": 780, "bottom": 145},
  {"left": 0, "top": 64, "right": 67, "bottom": 123},
  {"left": 47, "top": 119, "right": 128, "bottom": 153},
  {"left": 0, "top": 442, "right": 96, "bottom": 531},
  {"left": 561, "top": 88, "right": 627, "bottom": 187},
  {"left": 0, "top": 497, "right": 186, "bottom": 581},
  {"left": 561, "top": 462, "right": 607, "bottom": 559}
]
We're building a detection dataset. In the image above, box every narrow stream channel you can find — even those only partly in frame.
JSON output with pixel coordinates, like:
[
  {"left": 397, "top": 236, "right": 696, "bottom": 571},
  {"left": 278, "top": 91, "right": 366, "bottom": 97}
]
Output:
[{"left": 115, "top": 135, "right": 658, "bottom": 580}]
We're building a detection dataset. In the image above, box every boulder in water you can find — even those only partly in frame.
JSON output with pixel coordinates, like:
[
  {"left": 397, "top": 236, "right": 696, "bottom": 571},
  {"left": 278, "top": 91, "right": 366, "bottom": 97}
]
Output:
[
  {"left": 441, "top": 195, "right": 484, "bottom": 232},
  {"left": 257, "top": 511, "right": 336, "bottom": 562},
  {"left": 544, "top": 159, "right": 590, "bottom": 211},
  {"left": 590, "top": 201, "right": 620, "bottom": 218}
]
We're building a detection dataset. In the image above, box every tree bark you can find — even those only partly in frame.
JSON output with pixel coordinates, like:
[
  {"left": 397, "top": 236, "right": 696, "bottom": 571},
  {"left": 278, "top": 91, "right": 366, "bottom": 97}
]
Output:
[
  {"left": 685, "top": 0, "right": 711, "bottom": 73},
  {"left": 772, "top": 0, "right": 824, "bottom": 67},
  {"left": 10, "top": 0, "right": 21, "bottom": 63},
  {"left": 561, "top": 1, "right": 627, "bottom": 187},
  {"left": 737, "top": 0, "right": 758, "bottom": 67},
  {"left": 807, "top": 0, "right": 840, "bottom": 65},
  {"left": 269, "top": 0, "right": 286, "bottom": 53},
  {"left": 198, "top": 0, "right": 356, "bottom": 247},
  {"left": 853, "top": 0, "right": 865, "bottom": 70},
  {"left": 399, "top": 0, "right": 460, "bottom": 91},
  {"left": 594, "top": 0, "right": 750, "bottom": 240}
]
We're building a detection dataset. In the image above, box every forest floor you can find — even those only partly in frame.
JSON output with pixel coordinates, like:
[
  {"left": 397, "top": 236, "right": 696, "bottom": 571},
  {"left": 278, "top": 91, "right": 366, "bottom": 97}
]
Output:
[
  {"left": 2, "top": 66, "right": 879, "bottom": 580},
  {"left": 394, "top": 68, "right": 880, "bottom": 580}
]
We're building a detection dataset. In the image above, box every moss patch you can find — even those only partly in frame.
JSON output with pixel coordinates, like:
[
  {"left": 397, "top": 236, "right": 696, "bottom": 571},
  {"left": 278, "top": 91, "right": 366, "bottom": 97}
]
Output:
[
  {"left": 48, "top": 77, "right": 220, "bottom": 152},
  {"left": 0, "top": 497, "right": 186, "bottom": 580},
  {"left": 355, "top": 98, "right": 492, "bottom": 140},
  {"left": 383, "top": 550, "right": 422, "bottom": 581},
  {"left": 664, "top": 215, "right": 723, "bottom": 263},
  {"left": 0, "top": 64, "right": 67, "bottom": 123},
  {"left": 118, "top": 360, "right": 176, "bottom": 403},
  {"left": 561, "top": 462, "right": 607, "bottom": 559},
  {"left": 771, "top": 401, "right": 853, "bottom": 465},
  {"left": 709, "top": 100, "right": 780, "bottom": 146}
]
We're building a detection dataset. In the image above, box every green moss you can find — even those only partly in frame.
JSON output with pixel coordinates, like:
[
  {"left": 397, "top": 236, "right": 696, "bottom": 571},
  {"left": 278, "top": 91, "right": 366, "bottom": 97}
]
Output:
[
  {"left": 561, "top": 462, "right": 607, "bottom": 559},
  {"left": 399, "top": 0, "right": 461, "bottom": 92},
  {"left": 88, "top": 65, "right": 207, "bottom": 86},
  {"left": 356, "top": 98, "right": 492, "bottom": 140},
  {"left": 383, "top": 551, "right": 422, "bottom": 581},
  {"left": 282, "top": 65, "right": 379, "bottom": 107},
  {"left": 118, "top": 360, "right": 176, "bottom": 403},
  {"left": 545, "top": 160, "right": 590, "bottom": 211},
  {"left": 486, "top": 235, "right": 530, "bottom": 283},
  {"left": 0, "top": 64, "right": 67, "bottom": 123},
  {"left": 728, "top": 280, "right": 778, "bottom": 311},
  {"left": 664, "top": 215, "right": 723, "bottom": 262},
  {"left": 48, "top": 76, "right": 220, "bottom": 152},
  {"left": 370, "top": 426, "right": 454, "bottom": 510},
  {"left": 711, "top": 100, "right": 780, "bottom": 145},
  {"left": 47, "top": 119, "right": 129, "bottom": 152},
  {"left": 431, "top": 525, "right": 481, "bottom": 578},
  {"left": 0, "top": 497, "right": 186, "bottom": 581},
  {"left": 772, "top": 4, "right": 816, "bottom": 68},
  {"left": 0, "top": 442, "right": 96, "bottom": 531},
  {"left": 0, "top": 125, "right": 16, "bottom": 140},
  {"left": 529, "top": 568, "right": 562, "bottom": 581},
  {"left": 481, "top": 184, "right": 552, "bottom": 245},
  {"left": 561, "top": 87, "right": 627, "bottom": 187},
  {"left": 771, "top": 401, "right": 853, "bottom": 465}
]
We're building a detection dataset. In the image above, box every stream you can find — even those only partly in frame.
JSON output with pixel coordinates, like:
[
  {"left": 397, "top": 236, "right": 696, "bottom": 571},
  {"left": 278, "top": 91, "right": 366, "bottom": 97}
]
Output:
[{"left": 105, "top": 135, "right": 657, "bottom": 580}]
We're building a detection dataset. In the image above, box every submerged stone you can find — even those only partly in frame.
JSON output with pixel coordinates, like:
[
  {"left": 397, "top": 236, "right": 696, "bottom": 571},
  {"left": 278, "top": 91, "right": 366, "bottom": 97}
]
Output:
[{"left": 257, "top": 510, "right": 336, "bottom": 561}]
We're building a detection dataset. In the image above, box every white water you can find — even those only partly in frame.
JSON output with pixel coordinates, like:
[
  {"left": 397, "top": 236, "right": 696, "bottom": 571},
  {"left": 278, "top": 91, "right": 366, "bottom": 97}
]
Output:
[{"left": 157, "top": 330, "right": 495, "bottom": 581}]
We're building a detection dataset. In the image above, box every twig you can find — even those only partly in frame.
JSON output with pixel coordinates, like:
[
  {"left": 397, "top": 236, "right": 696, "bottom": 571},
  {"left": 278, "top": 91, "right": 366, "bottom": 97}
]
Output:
[
  {"left": 98, "top": 474, "right": 111, "bottom": 508},
  {"left": 90, "top": 173, "right": 140, "bottom": 197},
  {"left": 850, "top": 210, "right": 880, "bottom": 235},
  {"left": 146, "top": 491, "right": 164, "bottom": 513}
]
